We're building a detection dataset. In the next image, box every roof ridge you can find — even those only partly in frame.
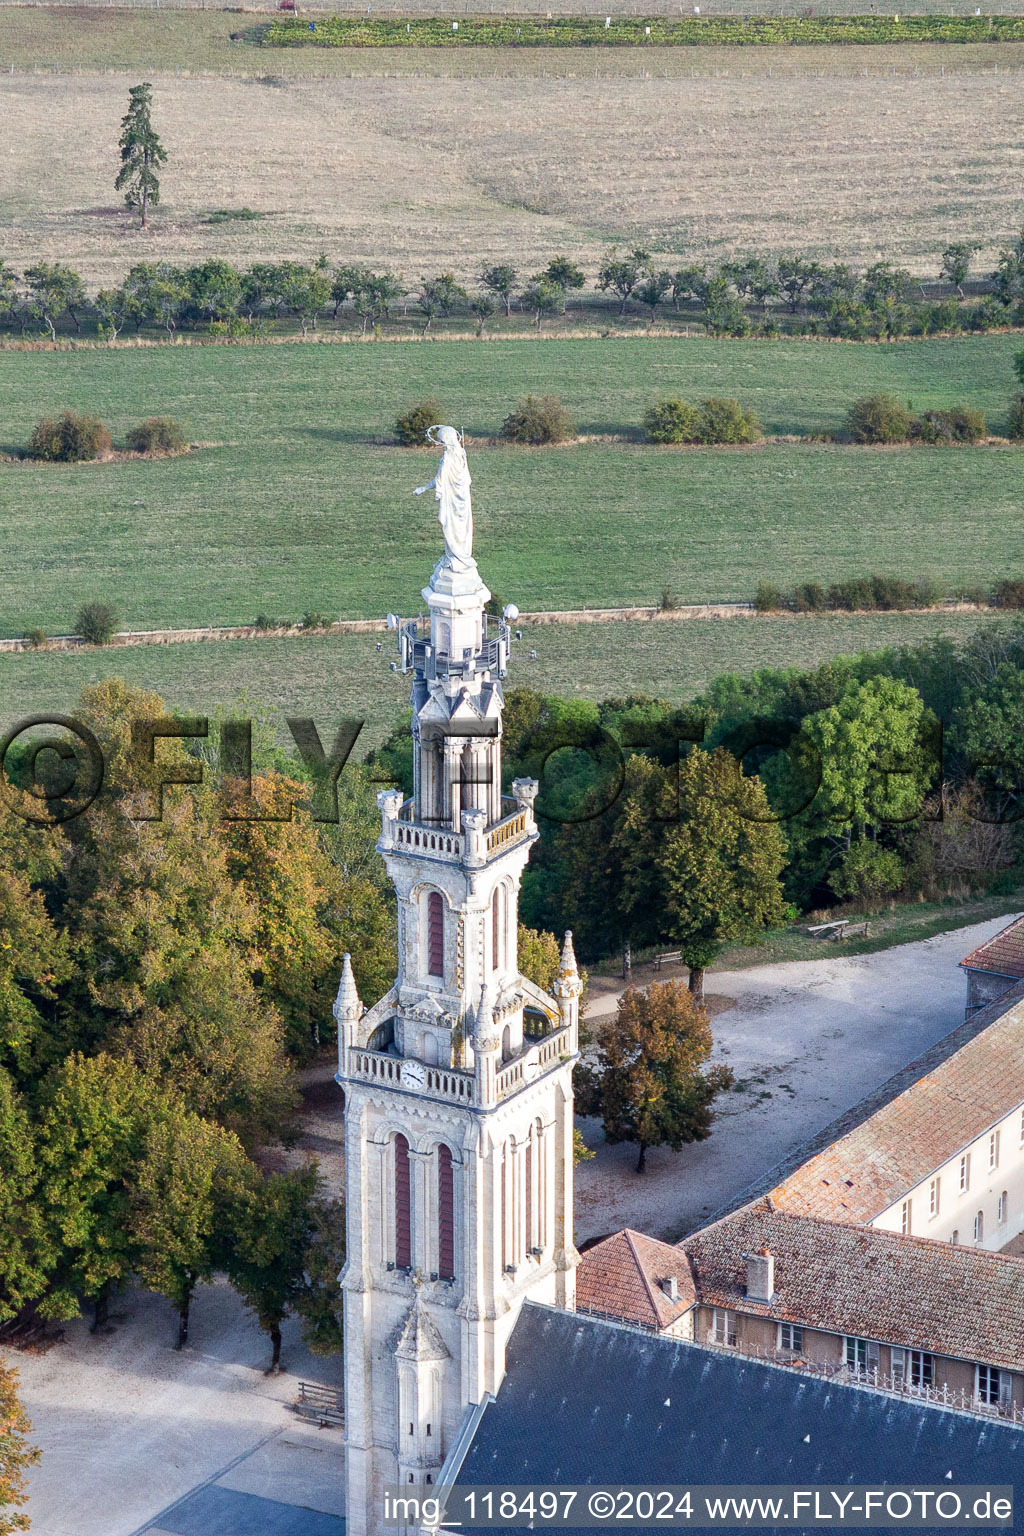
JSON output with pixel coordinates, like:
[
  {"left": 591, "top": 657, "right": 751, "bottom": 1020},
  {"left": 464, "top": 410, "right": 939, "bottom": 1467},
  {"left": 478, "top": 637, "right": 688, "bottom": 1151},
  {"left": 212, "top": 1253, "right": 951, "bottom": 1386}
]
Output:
[{"left": 624, "top": 1228, "right": 668, "bottom": 1324}]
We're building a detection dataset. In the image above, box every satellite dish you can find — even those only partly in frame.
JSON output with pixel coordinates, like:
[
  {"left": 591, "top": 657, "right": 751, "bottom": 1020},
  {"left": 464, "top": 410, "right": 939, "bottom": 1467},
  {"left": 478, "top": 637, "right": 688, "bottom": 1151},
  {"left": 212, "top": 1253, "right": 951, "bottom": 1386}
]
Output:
[
  {"left": 385, "top": 613, "right": 399, "bottom": 630},
  {"left": 502, "top": 603, "right": 520, "bottom": 622}
]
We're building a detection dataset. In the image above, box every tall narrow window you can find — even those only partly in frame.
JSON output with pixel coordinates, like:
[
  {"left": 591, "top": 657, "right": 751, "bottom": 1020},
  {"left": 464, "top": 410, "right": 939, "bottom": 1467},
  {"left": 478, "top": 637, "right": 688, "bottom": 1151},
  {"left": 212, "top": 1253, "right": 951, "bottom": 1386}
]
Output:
[
  {"left": 999, "top": 1191, "right": 1008, "bottom": 1225},
  {"left": 974, "top": 1209, "right": 984, "bottom": 1245},
  {"left": 900, "top": 1199, "right": 912, "bottom": 1235},
  {"left": 427, "top": 891, "right": 444, "bottom": 978},
  {"left": 437, "top": 1144, "right": 455, "bottom": 1281},
  {"left": 492, "top": 886, "right": 504, "bottom": 972},
  {"left": 500, "top": 1148, "right": 507, "bottom": 1274},
  {"left": 394, "top": 1134, "right": 411, "bottom": 1269},
  {"left": 524, "top": 1132, "right": 533, "bottom": 1257}
]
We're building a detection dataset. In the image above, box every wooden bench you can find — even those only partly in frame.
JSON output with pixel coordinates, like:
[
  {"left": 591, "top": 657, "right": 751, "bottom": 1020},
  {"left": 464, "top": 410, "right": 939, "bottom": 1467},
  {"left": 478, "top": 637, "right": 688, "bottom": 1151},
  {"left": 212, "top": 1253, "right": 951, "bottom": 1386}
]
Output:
[
  {"left": 653, "top": 951, "right": 681, "bottom": 972},
  {"left": 805, "top": 920, "right": 848, "bottom": 938},
  {"left": 830, "top": 921, "right": 869, "bottom": 940},
  {"left": 296, "top": 1381, "right": 344, "bottom": 1428}
]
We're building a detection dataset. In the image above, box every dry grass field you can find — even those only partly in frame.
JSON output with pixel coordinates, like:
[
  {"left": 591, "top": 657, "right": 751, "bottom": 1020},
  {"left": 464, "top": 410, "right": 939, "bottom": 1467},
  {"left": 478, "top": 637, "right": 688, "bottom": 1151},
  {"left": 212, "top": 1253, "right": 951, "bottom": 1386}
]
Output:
[{"left": 1, "top": 17, "right": 1022, "bottom": 282}]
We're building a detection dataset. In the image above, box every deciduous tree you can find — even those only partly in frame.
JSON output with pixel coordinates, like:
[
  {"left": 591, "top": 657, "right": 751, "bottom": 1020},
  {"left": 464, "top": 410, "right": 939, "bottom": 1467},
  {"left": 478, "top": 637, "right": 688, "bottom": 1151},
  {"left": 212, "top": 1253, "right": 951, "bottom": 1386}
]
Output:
[
  {"left": 0, "top": 1358, "right": 39, "bottom": 1536},
  {"left": 589, "top": 980, "right": 733, "bottom": 1172},
  {"left": 129, "top": 1108, "right": 248, "bottom": 1349},
  {"left": 661, "top": 748, "right": 788, "bottom": 1000}
]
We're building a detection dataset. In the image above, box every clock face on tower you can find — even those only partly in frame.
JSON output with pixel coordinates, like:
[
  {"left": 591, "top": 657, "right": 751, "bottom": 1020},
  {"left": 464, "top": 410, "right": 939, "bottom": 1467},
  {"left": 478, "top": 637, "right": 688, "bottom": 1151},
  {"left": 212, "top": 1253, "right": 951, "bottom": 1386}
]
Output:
[{"left": 402, "top": 1060, "right": 428, "bottom": 1091}]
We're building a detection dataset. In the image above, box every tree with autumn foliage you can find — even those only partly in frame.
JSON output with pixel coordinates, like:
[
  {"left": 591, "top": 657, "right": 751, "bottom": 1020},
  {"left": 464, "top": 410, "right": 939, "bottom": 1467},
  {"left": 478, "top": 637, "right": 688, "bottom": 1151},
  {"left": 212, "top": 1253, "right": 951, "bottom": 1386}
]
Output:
[
  {"left": 0, "top": 1357, "right": 39, "bottom": 1536},
  {"left": 587, "top": 980, "right": 733, "bottom": 1173}
]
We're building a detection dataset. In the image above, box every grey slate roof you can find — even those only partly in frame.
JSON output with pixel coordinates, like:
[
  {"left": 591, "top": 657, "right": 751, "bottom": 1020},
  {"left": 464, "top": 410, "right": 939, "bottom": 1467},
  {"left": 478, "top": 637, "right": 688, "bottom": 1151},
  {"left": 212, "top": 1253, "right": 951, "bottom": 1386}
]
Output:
[{"left": 455, "top": 1305, "right": 1024, "bottom": 1535}]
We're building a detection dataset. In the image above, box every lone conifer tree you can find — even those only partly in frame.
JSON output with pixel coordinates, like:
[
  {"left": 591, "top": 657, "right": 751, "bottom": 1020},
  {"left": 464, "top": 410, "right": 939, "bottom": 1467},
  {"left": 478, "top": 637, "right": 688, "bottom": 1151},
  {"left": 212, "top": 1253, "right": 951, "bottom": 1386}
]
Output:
[{"left": 115, "top": 83, "right": 166, "bottom": 229}]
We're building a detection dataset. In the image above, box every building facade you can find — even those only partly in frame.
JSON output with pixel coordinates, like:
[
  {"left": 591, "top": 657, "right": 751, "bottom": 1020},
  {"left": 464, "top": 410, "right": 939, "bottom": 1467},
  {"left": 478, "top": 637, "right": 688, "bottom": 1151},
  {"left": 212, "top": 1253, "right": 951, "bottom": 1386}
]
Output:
[{"left": 336, "top": 546, "right": 580, "bottom": 1536}]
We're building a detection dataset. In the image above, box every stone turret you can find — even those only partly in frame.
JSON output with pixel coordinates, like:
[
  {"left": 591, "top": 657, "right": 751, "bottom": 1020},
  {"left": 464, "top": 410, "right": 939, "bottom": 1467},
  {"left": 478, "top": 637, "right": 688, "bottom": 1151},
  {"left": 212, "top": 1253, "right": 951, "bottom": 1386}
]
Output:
[
  {"left": 333, "top": 952, "right": 363, "bottom": 1063},
  {"left": 552, "top": 929, "right": 582, "bottom": 1051}
]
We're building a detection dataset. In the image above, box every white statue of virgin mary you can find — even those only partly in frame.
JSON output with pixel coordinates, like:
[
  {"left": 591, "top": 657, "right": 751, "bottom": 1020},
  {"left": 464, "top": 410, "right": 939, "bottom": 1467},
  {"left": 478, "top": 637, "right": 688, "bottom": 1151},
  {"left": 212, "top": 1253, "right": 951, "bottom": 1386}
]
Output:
[{"left": 413, "top": 425, "right": 474, "bottom": 570}]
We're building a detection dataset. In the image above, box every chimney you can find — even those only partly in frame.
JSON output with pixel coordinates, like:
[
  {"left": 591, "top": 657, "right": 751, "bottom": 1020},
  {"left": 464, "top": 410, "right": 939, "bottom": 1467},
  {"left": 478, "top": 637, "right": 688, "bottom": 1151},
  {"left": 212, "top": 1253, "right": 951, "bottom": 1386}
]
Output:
[
  {"left": 743, "top": 1248, "right": 775, "bottom": 1303},
  {"left": 661, "top": 1275, "right": 680, "bottom": 1303}
]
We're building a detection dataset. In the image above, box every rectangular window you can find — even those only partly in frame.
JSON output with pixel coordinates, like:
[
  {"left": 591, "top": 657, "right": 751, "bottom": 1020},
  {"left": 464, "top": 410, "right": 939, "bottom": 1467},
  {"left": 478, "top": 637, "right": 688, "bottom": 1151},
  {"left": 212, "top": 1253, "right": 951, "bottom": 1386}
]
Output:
[
  {"left": 778, "top": 1322, "right": 803, "bottom": 1354},
  {"left": 909, "top": 1351, "right": 934, "bottom": 1389},
  {"left": 845, "top": 1337, "right": 868, "bottom": 1372},
  {"left": 901, "top": 1198, "right": 912, "bottom": 1235},
  {"left": 891, "top": 1346, "right": 906, "bottom": 1384},
  {"left": 977, "top": 1365, "right": 1012, "bottom": 1408},
  {"left": 712, "top": 1308, "right": 736, "bottom": 1346},
  {"left": 929, "top": 1178, "right": 940, "bottom": 1219},
  {"left": 989, "top": 1130, "right": 1000, "bottom": 1171},
  {"left": 959, "top": 1153, "right": 971, "bottom": 1193}
]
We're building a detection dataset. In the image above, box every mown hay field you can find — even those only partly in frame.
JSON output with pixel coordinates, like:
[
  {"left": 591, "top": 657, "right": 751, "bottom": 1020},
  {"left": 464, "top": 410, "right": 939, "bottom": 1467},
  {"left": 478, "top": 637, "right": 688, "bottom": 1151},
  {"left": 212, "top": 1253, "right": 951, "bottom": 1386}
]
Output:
[
  {"left": 1, "top": 49, "right": 1022, "bottom": 282},
  {"left": 0, "top": 334, "right": 1021, "bottom": 639},
  {"left": 0, "top": 611, "right": 1012, "bottom": 754}
]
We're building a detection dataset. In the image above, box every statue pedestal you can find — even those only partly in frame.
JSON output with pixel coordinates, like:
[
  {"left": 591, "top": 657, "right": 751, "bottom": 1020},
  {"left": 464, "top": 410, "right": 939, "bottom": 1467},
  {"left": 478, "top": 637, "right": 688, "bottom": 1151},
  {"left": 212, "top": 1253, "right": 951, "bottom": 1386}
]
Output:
[{"left": 423, "top": 558, "right": 491, "bottom": 664}]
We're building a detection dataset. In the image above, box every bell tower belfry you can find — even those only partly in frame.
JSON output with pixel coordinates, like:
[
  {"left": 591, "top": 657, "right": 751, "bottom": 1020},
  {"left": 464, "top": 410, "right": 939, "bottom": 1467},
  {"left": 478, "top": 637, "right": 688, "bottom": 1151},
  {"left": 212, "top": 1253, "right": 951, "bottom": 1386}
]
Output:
[{"left": 337, "top": 474, "right": 580, "bottom": 1536}]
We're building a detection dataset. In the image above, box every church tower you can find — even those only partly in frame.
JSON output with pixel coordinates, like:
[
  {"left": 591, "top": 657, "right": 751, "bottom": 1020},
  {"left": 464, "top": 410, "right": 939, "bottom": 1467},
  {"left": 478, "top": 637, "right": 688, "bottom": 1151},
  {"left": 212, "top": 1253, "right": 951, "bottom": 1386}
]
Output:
[{"left": 336, "top": 444, "right": 580, "bottom": 1536}]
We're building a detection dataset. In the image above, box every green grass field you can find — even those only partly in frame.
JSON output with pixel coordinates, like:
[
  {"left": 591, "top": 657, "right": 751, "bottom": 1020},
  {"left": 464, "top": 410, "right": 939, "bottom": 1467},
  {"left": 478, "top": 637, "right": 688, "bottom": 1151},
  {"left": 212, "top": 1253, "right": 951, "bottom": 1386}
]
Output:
[
  {"left": 0, "top": 610, "right": 1011, "bottom": 753},
  {"left": 0, "top": 334, "right": 1021, "bottom": 640}
]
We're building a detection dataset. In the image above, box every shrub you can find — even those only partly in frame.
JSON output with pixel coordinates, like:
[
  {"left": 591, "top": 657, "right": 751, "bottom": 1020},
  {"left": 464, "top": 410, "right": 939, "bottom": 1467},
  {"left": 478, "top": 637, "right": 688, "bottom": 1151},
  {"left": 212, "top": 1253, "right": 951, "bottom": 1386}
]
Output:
[
  {"left": 30, "top": 410, "right": 111, "bottom": 463},
  {"left": 254, "top": 613, "right": 279, "bottom": 631},
  {"left": 992, "top": 578, "right": 1024, "bottom": 610},
  {"left": 643, "top": 397, "right": 699, "bottom": 444},
  {"left": 791, "top": 582, "right": 827, "bottom": 613},
  {"left": 394, "top": 398, "right": 443, "bottom": 447},
  {"left": 660, "top": 586, "right": 678, "bottom": 611},
  {"left": 23, "top": 628, "right": 46, "bottom": 648},
  {"left": 125, "top": 416, "right": 187, "bottom": 453},
  {"left": 695, "top": 397, "right": 762, "bottom": 445},
  {"left": 831, "top": 842, "right": 905, "bottom": 904},
  {"left": 501, "top": 394, "right": 575, "bottom": 446},
  {"left": 301, "top": 609, "right": 327, "bottom": 629},
  {"left": 76, "top": 601, "right": 119, "bottom": 646},
  {"left": 755, "top": 582, "right": 786, "bottom": 613},
  {"left": 911, "top": 406, "right": 986, "bottom": 444},
  {"left": 1006, "top": 394, "right": 1024, "bottom": 441},
  {"left": 846, "top": 393, "right": 911, "bottom": 445}
]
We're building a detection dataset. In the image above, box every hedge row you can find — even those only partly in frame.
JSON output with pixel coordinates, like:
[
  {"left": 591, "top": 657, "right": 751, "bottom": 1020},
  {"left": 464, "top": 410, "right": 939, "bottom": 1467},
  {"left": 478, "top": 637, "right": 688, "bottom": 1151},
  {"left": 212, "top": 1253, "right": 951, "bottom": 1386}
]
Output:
[
  {"left": 266, "top": 15, "right": 1024, "bottom": 48},
  {"left": 756, "top": 575, "right": 1024, "bottom": 614}
]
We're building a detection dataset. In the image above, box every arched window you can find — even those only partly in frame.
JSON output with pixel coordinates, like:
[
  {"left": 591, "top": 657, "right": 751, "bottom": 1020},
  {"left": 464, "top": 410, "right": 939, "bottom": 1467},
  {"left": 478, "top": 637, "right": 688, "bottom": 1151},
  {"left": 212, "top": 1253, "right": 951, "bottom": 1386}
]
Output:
[
  {"left": 423, "top": 1034, "right": 439, "bottom": 1066},
  {"left": 974, "top": 1209, "right": 984, "bottom": 1245},
  {"left": 501, "top": 1024, "right": 512, "bottom": 1062},
  {"left": 437, "top": 1144, "right": 455, "bottom": 1281},
  {"left": 492, "top": 886, "right": 502, "bottom": 973},
  {"left": 394, "top": 1133, "right": 411, "bottom": 1269},
  {"left": 999, "top": 1191, "right": 1008, "bottom": 1224},
  {"left": 427, "top": 892, "right": 444, "bottom": 978}
]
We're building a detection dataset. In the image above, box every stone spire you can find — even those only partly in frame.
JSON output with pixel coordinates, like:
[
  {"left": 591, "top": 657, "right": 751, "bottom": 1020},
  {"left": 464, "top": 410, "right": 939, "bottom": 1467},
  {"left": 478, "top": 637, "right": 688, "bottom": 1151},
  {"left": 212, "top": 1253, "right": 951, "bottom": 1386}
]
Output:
[
  {"left": 552, "top": 930, "right": 581, "bottom": 1051},
  {"left": 333, "top": 954, "right": 363, "bottom": 1063},
  {"left": 553, "top": 930, "right": 581, "bottom": 998},
  {"left": 334, "top": 952, "right": 362, "bottom": 1019}
]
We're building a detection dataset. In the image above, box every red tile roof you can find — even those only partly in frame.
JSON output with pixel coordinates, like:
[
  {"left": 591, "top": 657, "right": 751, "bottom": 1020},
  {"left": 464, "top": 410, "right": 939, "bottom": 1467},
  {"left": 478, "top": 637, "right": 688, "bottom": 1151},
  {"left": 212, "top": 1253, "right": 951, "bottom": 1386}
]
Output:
[
  {"left": 769, "top": 994, "right": 1024, "bottom": 1223},
  {"left": 962, "top": 914, "right": 1024, "bottom": 980},
  {"left": 681, "top": 1200, "right": 1024, "bottom": 1373},
  {"left": 576, "top": 1229, "right": 696, "bottom": 1331}
]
